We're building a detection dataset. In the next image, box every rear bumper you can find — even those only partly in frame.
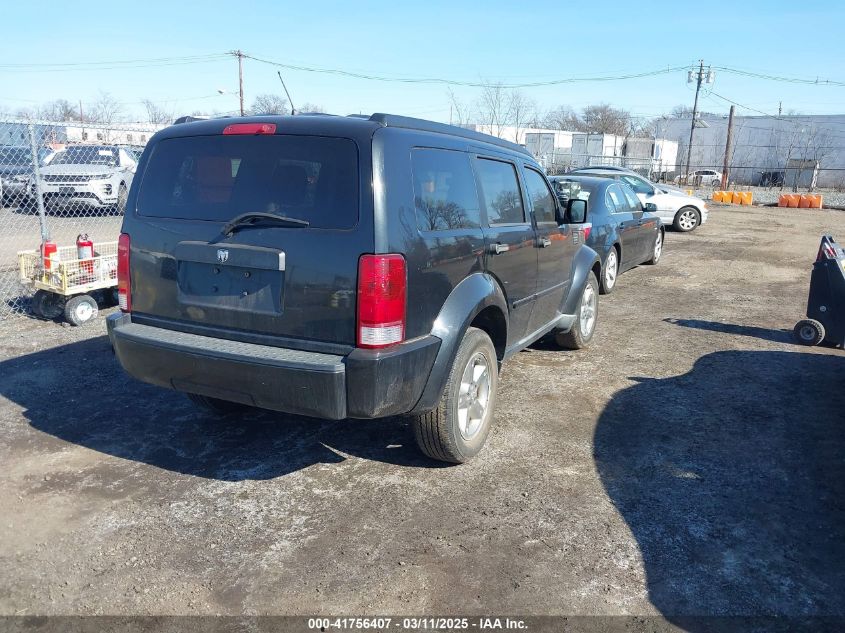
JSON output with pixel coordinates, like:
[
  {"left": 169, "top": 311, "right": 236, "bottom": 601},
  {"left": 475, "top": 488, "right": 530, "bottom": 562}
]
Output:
[{"left": 107, "top": 313, "right": 440, "bottom": 420}]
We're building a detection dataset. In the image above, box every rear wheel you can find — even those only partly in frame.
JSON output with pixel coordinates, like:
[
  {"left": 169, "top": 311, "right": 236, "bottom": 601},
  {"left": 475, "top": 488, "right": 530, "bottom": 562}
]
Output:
[
  {"left": 793, "top": 319, "right": 825, "bottom": 346},
  {"left": 186, "top": 393, "right": 250, "bottom": 415},
  {"left": 64, "top": 294, "right": 98, "bottom": 326},
  {"left": 646, "top": 230, "right": 663, "bottom": 264},
  {"left": 673, "top": 206, "right": 700, "bottom": 232},
  {"left": 556, "top": 271, "right": 599, "bottom": 350},
  {"left": 31, "top": 289, "right": 64, "bottom": 319},
  {"left": 600, "top": 247, "right": 618, "bottom": 294},
  {"left": 115, "top": 183, "right": 128, "bottom": 214},
  {"left": 411, "top": 327, "right": 498, "bottom": 464}
]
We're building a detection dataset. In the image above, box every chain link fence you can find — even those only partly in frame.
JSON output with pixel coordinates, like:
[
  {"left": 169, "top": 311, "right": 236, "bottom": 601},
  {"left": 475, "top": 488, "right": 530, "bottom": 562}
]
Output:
[
  {"left": 539, "top": 152, "right": 663, "bottom": 179},
  {"left": 0, "top": 118, "right": 164, "bottom": 318}
]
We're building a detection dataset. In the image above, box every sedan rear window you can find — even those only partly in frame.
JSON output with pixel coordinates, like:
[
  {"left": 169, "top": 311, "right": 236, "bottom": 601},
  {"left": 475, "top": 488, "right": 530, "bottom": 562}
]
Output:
[{"left": 137, "top": 135, "right": 358, "bottom": 229}]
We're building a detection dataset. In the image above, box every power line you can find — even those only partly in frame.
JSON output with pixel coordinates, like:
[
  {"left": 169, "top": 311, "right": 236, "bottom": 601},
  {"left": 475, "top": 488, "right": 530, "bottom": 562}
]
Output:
[
  {"left": 0, "top": 54, "right": 229, "bottom": 69},
  {"left": 714, "top": 66, "right": 845, "bottom": 87},
  {"left": 241, "top": 53, "right": 688, "bottom": 88}
]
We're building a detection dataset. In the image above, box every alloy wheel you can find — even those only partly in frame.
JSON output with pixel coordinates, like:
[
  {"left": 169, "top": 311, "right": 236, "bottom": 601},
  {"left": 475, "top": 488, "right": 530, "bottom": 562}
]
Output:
[{"left": 457, "top": 352, "right": 491, "bottom": 441}]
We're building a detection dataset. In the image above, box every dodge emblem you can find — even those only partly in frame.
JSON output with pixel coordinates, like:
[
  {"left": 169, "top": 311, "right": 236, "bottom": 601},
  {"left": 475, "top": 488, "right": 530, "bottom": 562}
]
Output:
[{"left": 216, "top": 249, "right": 229, "bottom": 264}]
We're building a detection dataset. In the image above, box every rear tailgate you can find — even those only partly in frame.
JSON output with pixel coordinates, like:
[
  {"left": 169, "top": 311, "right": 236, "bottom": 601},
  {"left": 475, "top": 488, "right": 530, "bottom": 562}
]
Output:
[{"left": 124, "top": 124, "right": 374, "bottom": 347}]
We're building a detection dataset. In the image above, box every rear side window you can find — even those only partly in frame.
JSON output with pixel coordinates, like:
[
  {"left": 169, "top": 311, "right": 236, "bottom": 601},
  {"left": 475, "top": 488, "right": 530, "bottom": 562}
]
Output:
[
  {"left": 619, "top": 184, "right": 643, "bottom": 211},
  {"left": 474, "top": 158, "right": 526, "bottom": 225},
  {"left": 136, "top": 135, "right": 358, "bottom": 229},
  {"left": 412, "top": 148, "right": 482, "bottom": 231},
  {"left": 607, "top": 186, "right": 624, "bottom": 213},
  {"left": 522, "top": 168, "right": 557, "bottom": 224}
]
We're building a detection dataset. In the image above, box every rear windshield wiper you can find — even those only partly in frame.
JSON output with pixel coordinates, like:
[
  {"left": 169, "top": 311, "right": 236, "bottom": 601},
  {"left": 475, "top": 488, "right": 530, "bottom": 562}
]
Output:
[{"left": 221, "top": 212, "right": 310, "bottom": 237}]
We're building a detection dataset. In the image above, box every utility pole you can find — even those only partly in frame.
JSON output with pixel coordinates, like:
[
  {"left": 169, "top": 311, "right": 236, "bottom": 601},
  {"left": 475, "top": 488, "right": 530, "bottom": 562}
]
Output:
[
  {"left": 778, "top": 101, "right": 783, "bottom": 117},
  {"left": 721, "top": 105, "right": 735, "bottom": 189},
  {"left": 230, "top": 50, "right": 245, "bottom": 116},
  {"left": 684, "top": 60, "right": 714, "bottom": 184}
]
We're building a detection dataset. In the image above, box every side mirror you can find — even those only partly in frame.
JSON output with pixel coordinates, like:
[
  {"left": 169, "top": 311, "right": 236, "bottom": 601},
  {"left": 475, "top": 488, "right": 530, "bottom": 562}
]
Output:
[
  {"left": 644, "top": 202, "right": 657, "bottom": 213},
  {"left": 565, "top": 198, "right": 587, "bottom": 224}
]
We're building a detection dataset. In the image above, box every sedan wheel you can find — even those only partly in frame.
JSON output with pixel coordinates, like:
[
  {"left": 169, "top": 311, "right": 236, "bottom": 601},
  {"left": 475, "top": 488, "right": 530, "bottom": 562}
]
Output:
[
  {"left": 647, "top": 231, "right": 663, "bottom": 264},
  {"left": 556, "top": 271, "right": 599, "bottom": 350},
  {"left": 674, "top": 207, "right": 700, "bottom": 232},
  {"left": 600, "top": 248, "right": 618, "bottom": 294}
]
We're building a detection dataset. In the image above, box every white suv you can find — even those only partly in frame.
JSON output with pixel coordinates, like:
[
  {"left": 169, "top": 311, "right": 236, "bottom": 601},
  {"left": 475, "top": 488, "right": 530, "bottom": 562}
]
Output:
[{"left": 36, "top": 145, "right": 136, "bottom": 214}]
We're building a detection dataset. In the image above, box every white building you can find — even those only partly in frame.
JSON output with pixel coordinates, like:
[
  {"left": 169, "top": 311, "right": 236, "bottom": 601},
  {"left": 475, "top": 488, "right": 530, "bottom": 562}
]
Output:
[
  {"left": 0, "top": 119, "right": 167, "bottom": 150},
  {"left": 658, "top": 114, "right": 845, "bottom": 187},
  {"left": 459, "top": 123, "right": 570, "bottom": 147}
]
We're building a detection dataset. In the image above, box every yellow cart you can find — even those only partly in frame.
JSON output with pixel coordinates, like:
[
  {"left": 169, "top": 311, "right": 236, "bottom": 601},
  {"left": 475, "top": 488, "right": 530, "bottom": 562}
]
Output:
[{"left": 18, "top": 241, "right": 118, "bottom": 325}]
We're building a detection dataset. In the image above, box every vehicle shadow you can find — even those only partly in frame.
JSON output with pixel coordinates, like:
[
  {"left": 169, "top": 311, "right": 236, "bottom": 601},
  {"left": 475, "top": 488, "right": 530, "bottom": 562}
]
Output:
[
  {"left": 594, "top": 350, "right": 845, "bottom": 624},
  {"left": 0, "top": 336, "right": 445, "bottom": 481},
  {"left": 664, "top": 317, "right": 794, "bottom": 344}
]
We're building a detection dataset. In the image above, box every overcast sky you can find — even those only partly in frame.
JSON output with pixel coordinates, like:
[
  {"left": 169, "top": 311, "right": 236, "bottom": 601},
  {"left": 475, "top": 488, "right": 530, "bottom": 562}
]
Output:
[{"left": 3, "top": 0, "right": 845, "bottom": 123}]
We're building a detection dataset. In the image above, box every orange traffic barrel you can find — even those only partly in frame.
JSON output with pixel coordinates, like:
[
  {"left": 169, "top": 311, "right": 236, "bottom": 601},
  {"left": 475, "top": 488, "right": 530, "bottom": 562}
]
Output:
[
  {"left": 732, "top": 191, "right": 743, "bottom": 204},
  {"left": 778, "top": 194, "right": 789, "bottom": 207},
  {"left": 799, "top": 194, "right": 813, "bottom": 208},
  {"left": 811, "top": 195, "right": 823, "bottom": 208},
  {"left": 787, "top": 194, "right": 801, "bottom": 208},
  {"left": 740, "top": 191, "right": 753, "bottom": 205},
  {"left": 712, "top": 191, "right": 723, "bottom": 202}
]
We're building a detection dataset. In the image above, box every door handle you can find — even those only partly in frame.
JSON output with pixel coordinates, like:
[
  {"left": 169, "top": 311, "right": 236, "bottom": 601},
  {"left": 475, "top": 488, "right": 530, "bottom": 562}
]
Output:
[
  {"left": 538, "top": 237, "right": 552, "bottom": 248},
  {"left": 489, "top": 243, "right": 510, "bottom": 255}
]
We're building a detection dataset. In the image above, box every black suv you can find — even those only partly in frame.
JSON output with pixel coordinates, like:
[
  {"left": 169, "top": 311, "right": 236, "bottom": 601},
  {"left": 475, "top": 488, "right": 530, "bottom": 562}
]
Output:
[{"left": 108, "top": 114, "right": 601, "bottom": 463}]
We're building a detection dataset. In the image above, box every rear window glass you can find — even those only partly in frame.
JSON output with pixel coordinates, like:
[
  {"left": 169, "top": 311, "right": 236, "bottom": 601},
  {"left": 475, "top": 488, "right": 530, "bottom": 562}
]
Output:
[{"left": 136, "top": 135, "right": 358, "bottom": 229}]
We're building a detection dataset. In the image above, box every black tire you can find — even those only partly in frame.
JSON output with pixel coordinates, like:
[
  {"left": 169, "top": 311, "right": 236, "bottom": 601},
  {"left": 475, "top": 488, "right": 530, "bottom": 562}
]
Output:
[
  {"left": 186, "top": 393, "right": 249, "bottom": 415},
  {"left": 556, "top": 271, "right": 599, "bottom": 350},
  {"left": 673, "top": 206, "right": 701, "bottom": 232},
  {"left": 64, "top": 294, "right": 99, "bottom": 326},
  {"left": 599, "top": 246, "right": 619, "bottom": 295},
  {"left": 711, "top": 178, "right": 721, "bottom": 187},
  {"left": 793, "top": 319, "right": 825, "bottom": 346},
  {"left": 411, "top": 327, "right": 498, "bottom": 464},
  {"left": 115, "top": 183, "right": 128, "bottom": 215},
  {"left": 646, "top": 229, "right": 664, "bottom": 265},
  {"left": 31, "top": 290, "right": 65, "bottom": 320}
]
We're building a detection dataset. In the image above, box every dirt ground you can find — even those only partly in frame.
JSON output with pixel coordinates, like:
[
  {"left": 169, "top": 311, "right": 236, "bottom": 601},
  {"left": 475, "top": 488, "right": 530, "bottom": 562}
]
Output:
[{"left": 0, "top": 204, "right": 843, "bottom": 627}]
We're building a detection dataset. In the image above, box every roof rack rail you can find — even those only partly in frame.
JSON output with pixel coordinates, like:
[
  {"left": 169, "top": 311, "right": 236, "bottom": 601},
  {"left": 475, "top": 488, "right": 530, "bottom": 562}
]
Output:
[{"left": 366, "top": 113, "right": 531, "bottom": 156}]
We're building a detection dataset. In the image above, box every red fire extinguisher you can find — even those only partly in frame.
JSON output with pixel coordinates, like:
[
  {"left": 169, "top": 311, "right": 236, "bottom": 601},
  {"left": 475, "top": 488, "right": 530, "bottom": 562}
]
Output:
[
  {"left": 77, "top": 233, "right": 94, "bottom": 278},
  {"left": 41, "top": 239, "right": 58, "bottom": 271}
]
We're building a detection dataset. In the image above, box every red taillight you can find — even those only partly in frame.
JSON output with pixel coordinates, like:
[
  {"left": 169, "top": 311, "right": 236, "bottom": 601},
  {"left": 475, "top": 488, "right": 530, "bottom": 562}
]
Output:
[
  {"left": 357, "top": 254, "right": 406, "bottom": 349},
  {"left": 222, "top": 122, "right": 276, "bottom": 135},
  {"left": 117, "top": 233, "right": 131, "bottom": 312},
  {"left": 582, "top": 223, "right": 592, "bottom": 240}
]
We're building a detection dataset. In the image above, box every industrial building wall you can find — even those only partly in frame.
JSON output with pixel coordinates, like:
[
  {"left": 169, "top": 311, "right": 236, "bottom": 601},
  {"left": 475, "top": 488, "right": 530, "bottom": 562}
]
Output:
[{"left": 659, "top": 114, "right": 845, "bottom": 187}]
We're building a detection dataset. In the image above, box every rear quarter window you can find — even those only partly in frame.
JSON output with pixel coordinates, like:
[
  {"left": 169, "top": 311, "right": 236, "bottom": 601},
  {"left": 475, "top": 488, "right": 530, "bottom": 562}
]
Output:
[
  {"left": 411, "top": 148, "right": 482, "bottom": 232},
  {"left": 136, "top": 135, "right": 359, "bottom": 229}
]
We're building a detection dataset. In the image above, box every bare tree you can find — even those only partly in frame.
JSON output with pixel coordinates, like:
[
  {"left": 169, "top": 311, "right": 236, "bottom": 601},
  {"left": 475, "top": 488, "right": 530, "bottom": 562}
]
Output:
[
  {"left": 476, "top": 82, "right": 512, "bottom": 138},
  {"left": 40, "top": 99, "right": 79, "bottom": 122},
  {"left": 447, "top": 88, "right": 471, "bottom": 126},
  {"left": 250, "top": 93, "right": 289, "bottom": 115},
  {"left": 581, "top": 103, "right": 631, "bottom": 136},
  {"left": 142, "top": 99, "right": 173, "bottom": 125},
  {"left": 90, "top": 92, "right": 124, "bottom": 125},
  {"left": 541, "top": 106, "right": 582, "bottom": 131},
  {"left": 631, "top": 116, "right": 657, "bottom": 137},
  {"left": 297, "top": 102, "right": 325, "bottom": 114},
  {"left": 508, "top": 90, "right": 538, "bottom": 143},
  {"left": 670, "top": 104, "right": 718, "bottom": 119}
]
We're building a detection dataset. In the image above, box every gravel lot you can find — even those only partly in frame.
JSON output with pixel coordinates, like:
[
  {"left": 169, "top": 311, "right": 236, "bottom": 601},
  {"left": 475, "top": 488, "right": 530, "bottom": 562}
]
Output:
[{"left": 0, "top": 204, "right": 843, "bottom": 627}]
